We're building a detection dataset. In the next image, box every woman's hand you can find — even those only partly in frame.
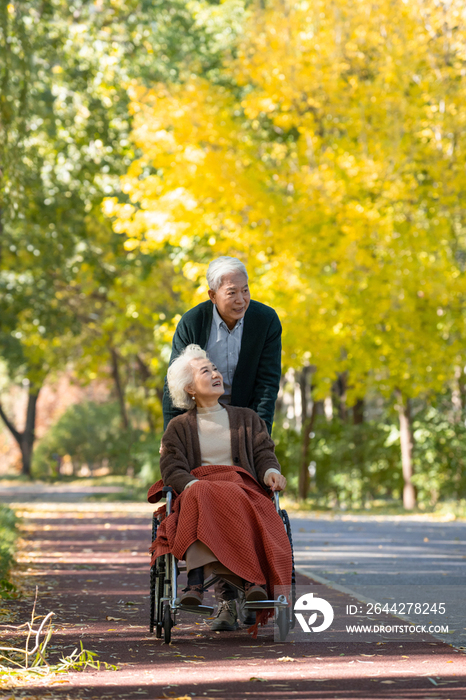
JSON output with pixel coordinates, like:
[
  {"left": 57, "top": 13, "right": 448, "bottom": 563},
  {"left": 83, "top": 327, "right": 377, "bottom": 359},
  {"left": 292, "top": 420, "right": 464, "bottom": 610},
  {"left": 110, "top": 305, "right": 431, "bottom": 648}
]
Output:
[{"left": 265, "top": 472, "right": 287, "bottom": 492}]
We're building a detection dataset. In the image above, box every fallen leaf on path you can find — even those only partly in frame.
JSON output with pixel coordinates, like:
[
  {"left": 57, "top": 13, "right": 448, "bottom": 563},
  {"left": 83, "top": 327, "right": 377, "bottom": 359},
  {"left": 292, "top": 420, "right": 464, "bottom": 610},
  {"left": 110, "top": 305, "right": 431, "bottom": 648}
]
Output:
[
  {"left": 380, "top": 680, "right": 396, "bottom": 684},
  {"left": 249, "top": 677, "right": 267, "bottom": 682},
  {"left": 106, "top": 616, "right": 125, "bottom": 621},
  {"left": 277, "top": 656, "right": 296, "bottom": 662}
]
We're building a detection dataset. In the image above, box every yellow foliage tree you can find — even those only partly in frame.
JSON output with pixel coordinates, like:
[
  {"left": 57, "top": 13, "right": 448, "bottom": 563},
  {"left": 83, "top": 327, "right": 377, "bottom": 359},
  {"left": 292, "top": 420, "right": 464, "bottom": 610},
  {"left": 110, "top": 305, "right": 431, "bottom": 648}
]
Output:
[{"left": 107, "top": 0, "right": 466, "bottom": 506}]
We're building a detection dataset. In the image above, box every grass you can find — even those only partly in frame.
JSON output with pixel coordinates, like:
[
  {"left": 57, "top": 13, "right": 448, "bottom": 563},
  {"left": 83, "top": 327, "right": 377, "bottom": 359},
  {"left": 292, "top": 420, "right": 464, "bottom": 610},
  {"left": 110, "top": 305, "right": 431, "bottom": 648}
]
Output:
[
  {"left": 0, "top": 505, "right": 18, "bottom": 597},
  {"left": 0, "top": 589, "right": 118, "bottom": 687}
]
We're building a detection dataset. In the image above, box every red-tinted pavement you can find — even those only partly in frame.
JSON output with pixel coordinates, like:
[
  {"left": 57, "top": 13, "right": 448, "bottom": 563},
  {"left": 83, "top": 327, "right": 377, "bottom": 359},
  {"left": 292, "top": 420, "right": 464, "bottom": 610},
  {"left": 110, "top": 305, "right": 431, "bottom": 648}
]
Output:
[{"left": 2, "top": 500, "right": 465, "bottom": 699}]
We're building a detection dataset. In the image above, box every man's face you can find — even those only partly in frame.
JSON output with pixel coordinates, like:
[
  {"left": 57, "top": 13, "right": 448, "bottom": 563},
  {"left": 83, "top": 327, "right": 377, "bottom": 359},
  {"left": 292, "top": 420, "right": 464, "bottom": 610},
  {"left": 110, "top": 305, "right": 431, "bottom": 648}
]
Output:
[{"left": 208, "top": 271, "right": 251, "bottom": 330}]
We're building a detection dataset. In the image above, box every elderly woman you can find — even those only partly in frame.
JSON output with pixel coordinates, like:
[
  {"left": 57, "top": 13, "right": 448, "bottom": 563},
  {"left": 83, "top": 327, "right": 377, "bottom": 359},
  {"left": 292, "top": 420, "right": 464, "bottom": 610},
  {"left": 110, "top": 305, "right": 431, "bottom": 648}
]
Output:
[{"left": 149, "top": 344, "right": 292, "bottom": 633}]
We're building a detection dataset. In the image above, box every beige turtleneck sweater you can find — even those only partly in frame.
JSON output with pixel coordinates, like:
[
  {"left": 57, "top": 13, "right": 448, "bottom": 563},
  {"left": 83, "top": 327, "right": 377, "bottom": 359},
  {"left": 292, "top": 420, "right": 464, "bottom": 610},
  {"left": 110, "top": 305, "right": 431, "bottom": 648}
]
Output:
[{"left": 184, "top": 403, "right": 279, "bottom": 489}]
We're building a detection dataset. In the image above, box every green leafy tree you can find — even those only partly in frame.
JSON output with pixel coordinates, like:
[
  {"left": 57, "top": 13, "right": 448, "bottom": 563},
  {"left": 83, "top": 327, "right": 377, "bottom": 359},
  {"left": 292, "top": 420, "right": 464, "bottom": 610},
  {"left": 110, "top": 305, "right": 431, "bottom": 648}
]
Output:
[
  {"left": 110, "top": 0, "right": 466, "bottom": 507},
  {"left": 1, "top": 0, "right": 241, "bottom": 473}
]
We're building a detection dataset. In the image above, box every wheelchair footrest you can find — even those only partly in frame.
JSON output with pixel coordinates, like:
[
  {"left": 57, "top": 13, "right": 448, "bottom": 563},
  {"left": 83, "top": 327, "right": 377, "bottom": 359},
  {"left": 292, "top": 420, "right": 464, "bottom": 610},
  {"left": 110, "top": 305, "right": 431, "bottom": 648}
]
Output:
[
  {"left": 243, "top": 598, "right": 288, "bottom": 610},
  {"left": 176, "top": 603, "right": 215, "bottom": 616}
]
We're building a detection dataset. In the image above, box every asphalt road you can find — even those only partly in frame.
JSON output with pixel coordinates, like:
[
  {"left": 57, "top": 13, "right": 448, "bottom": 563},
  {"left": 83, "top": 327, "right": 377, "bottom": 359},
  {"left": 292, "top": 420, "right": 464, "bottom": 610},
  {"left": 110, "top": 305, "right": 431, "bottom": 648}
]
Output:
[{"left": 290, "top": 514, "right": 466, "bottom": 649}]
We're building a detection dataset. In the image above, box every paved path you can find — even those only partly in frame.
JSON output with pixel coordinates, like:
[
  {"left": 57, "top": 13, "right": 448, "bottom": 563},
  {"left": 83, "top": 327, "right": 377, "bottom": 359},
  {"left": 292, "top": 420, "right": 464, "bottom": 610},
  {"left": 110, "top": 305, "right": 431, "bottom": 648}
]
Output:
[
  {"left": 1, "top": 495, "right": 464, "bottom": 699},
  {"left": 290, "top": 514, "right": 466, "bottom": 649}
]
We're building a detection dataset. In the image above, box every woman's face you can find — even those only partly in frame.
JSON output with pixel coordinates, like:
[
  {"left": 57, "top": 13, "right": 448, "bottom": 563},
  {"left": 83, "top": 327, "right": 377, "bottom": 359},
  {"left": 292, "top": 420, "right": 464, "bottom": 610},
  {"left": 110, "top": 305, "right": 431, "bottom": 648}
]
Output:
[{"left": 188, "top": 358, "right": 224, "bottom": 406}]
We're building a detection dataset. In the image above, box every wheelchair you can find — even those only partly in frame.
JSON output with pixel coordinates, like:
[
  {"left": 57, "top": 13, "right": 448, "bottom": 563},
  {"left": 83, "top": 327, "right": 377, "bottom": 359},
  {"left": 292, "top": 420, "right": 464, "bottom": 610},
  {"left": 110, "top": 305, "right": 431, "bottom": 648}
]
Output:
[{"left": 149, "top": 486, "right": 296, "bottom": 643}]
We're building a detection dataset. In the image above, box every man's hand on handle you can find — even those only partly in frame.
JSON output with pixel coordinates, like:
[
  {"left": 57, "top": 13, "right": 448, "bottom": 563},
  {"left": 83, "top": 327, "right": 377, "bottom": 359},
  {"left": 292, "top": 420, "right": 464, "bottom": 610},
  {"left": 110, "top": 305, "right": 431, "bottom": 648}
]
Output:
[{"left": 265, "top": 472, "right": 287, "bottom": 492}]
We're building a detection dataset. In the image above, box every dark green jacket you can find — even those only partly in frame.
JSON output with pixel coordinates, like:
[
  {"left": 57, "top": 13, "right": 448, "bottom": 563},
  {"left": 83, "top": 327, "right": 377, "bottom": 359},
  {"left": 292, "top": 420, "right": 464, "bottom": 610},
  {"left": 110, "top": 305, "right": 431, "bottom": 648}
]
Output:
[{"left": 162, "top": 300, "right": 282, "bottom": 434}]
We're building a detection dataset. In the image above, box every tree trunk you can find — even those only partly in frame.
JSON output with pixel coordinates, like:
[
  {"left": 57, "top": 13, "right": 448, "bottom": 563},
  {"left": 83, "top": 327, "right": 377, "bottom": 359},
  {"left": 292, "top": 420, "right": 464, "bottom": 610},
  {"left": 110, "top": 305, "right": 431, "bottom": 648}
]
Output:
[
  {"left": 274, "top": 375, "right": 286, "bottom": 417},
  {"left": 299, "top": 404, "right": 317, "bottom": 501},
  {"left": 452, "top": 365, "right": 464, "bottom": 422},
  {"left": 136, "top": 353, "right": 156, "bottom": 432},
  {"left": 352, "top": 398, "right": 365, "bottom": 502},
  {"left": 298, "top": 366, "right": 311, "bottom": 426},
  {"left": 333, "top": 372, "right": 348, "bottom": 421},
  {"left": 110, "top": 346, "right": 129, "bottom": 430},
  {"left": 0, "top": 207, "right": 3, "bottom": 267},
  {"left": 353, "top": 398, "right": 364, "bottom": 424},
  {"left": 395, "top": 390, "right": 416, "bottom": 510},
  {"left": 298, "top": 366, "right": 316, "bottom": 501},
  {"left": 0, "top": 384, "right": 40, "bottom": 477}
]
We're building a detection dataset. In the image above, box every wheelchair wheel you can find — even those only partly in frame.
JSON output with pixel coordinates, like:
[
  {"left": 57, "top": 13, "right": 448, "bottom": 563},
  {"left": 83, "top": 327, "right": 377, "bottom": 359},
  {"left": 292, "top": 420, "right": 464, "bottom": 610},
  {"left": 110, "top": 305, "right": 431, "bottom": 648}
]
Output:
[
  {"left": 149, "top": 553, "right": 165, "bottom": 637},
  {"left": 276, "top": 606, "right": 289, "bottom": 641},
  {"left": 280, "top": 509, "right": 296, "bottom": 629},
  {"left": 149, "top": 566, "right": 156, "bottom": 634},
  {"left": 150, "top": 515, "right": 165, "bottom": 636},
  {"left": 163, "top": 603, "right": 173, "bottom": 644},
  {"left": 155, "top": 574, "right": 164, "bottom": 638}
]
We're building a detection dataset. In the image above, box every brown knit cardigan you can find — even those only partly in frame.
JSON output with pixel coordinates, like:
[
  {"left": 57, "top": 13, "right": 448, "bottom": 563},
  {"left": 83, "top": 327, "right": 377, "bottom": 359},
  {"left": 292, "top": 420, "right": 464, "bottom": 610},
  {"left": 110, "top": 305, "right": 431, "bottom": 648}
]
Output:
[{"left": 160, "top": 405, "right": 282, "bottom": 494}]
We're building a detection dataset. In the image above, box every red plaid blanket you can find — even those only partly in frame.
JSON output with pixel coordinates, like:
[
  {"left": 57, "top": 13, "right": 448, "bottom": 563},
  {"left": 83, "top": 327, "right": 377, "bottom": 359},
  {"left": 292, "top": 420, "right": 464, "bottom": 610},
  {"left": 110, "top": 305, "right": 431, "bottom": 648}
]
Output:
[{"left": 148, "top": 464, "right": 292, "bottom": 596}]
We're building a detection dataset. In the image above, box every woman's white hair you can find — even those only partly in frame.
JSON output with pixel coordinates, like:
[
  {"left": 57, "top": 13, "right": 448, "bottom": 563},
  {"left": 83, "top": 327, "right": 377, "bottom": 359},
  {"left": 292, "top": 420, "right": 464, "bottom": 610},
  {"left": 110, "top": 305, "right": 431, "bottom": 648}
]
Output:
[
  {"left": 167, "top": 344, "right": 208, "bottom": 410},
  {"left": 206, "top": 256, "right": 248, "bottom": 292}
]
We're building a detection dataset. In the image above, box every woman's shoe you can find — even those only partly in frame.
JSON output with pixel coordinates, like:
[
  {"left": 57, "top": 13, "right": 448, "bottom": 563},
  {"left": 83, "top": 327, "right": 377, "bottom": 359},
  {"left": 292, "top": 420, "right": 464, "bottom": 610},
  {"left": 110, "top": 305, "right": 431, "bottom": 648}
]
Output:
[
  {"left": 180, "top": 584, "right": 204, "bottom": 606},
  {"left": 244, "top": 582, "right": 267, "bottom": 602}
]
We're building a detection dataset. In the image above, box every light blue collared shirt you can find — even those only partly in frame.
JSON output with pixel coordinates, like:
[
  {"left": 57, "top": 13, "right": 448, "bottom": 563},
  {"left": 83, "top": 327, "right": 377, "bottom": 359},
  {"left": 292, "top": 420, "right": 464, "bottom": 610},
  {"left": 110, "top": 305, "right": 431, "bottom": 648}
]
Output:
[{"left": 206, "top": 304, "right": 244, "bottom": 404}]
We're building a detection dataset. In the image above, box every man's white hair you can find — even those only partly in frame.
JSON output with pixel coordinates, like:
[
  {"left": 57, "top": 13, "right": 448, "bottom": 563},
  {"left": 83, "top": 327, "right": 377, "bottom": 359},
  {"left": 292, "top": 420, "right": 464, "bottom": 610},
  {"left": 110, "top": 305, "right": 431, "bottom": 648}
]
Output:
[
  {"left": 167, "top": 344, "right": 208, "bottom": 410},
  {"left": 206, "top": 256, "right": 248, "bottom": 292}
]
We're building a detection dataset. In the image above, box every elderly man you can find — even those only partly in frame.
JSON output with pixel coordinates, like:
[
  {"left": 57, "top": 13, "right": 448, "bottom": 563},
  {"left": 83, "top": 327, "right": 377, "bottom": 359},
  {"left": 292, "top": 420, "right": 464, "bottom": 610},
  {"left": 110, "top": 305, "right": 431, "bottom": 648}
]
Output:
[
  {"left": 162, "top": 256, "right": 282, "bottom": 631},
  {"left": 162, "top": 256, "right": 281, "bottom": 435}
]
